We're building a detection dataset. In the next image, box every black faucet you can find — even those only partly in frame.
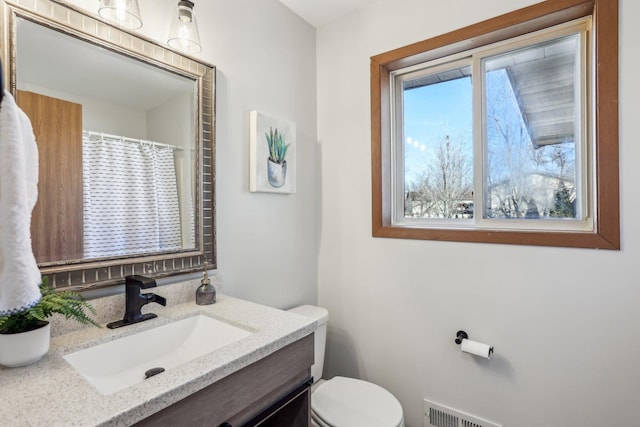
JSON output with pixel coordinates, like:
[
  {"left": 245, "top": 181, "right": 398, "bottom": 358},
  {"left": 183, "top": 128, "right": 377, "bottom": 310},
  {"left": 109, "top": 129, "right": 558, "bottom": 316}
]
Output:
[{"left": 107, "top": 275, "right": 167, "bottom": 329}]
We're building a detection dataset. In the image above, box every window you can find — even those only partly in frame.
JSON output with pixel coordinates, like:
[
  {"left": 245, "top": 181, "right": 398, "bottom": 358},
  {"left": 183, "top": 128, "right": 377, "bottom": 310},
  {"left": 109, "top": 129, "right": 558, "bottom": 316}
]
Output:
[
  {"left": 371, "top": 0, "right": 619, "bottom": 249},
  {"left": 397, "top": 26, "right": 586, "bottom": 228}
]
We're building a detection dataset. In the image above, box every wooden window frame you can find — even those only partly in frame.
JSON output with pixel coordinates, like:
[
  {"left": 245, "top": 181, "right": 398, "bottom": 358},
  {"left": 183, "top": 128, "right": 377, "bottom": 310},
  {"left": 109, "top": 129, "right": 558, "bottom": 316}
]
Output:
[{"left": 370, "top": 0, "right": 619, "bottom": 249}]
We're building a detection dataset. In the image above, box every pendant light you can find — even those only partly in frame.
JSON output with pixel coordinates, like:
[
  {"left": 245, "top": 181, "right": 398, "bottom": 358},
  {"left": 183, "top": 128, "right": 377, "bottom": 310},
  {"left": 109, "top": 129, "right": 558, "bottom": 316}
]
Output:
[
  {"left": 98, "top": 0, "right": 143, "bottom": 30},
  {"left": 167, "top": 1, "right": 202, "bottom": 53}
]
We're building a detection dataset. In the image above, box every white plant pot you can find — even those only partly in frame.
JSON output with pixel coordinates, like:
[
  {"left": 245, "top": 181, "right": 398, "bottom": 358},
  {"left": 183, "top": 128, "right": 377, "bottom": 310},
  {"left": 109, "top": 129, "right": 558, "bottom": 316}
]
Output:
[
  {"left": 0, "top": 322, "right": 50, "bottom": 368},
  {"left": 267, "top": 158, "right": 287, "bottom": 188}
]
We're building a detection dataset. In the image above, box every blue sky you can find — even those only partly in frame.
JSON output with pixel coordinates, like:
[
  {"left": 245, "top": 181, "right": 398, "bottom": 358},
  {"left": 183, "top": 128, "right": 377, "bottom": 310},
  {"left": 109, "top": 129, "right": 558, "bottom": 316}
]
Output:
[{"left": 403, "top": 76, "right": 473, "bottom": 186}]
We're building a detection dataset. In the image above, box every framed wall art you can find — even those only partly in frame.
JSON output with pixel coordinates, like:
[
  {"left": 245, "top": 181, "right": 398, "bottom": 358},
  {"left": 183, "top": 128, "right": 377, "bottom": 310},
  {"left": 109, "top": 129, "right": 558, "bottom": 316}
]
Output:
[{"left": 249, "top": 111, "right": 296, "bottom": 193}]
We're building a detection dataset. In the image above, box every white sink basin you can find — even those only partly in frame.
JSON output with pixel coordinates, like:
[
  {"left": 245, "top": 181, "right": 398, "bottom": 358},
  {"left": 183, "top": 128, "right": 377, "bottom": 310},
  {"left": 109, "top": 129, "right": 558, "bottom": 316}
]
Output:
[{"left": 63, "top": 314, "right": 252, "bottom": 395}]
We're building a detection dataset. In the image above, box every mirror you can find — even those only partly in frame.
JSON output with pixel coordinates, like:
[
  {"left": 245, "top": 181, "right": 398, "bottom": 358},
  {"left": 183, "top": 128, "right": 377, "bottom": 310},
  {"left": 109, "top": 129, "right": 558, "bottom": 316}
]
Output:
[
  {"left": 1, "top": 0, "right": 216, "bottom": 290},
  {"left": 18, "top": 19, "right": 198, "bottom": 263}
]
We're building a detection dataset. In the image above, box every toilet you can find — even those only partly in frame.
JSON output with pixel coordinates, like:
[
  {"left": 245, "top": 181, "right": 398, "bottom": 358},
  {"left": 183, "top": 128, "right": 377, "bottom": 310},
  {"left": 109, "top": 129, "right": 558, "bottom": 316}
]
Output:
[{"left": 288, "top": 305, "right": 404, "bottom": 427}]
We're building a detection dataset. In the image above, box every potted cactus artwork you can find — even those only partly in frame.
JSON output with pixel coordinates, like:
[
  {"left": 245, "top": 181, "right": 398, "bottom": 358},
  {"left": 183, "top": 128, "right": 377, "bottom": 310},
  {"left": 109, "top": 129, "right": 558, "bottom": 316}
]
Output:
[
  {"left": 265, "top": 127, "right": 289, "bottom": 187},
  {"left": 250, "top": 111, "right": 296, "bottom": 193}
]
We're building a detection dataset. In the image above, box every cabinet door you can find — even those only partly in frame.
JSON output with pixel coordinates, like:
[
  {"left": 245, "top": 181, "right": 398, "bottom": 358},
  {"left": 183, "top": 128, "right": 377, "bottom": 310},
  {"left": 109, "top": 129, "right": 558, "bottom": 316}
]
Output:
[
  {"left": 238, "top": 379, "right": 311, "bottom": 427},
  {"left": 18, "top": 90, "right": 83, "bottom": 263},
  {"left": 135, "top": 334, "right": 313, "bottom": 427}
]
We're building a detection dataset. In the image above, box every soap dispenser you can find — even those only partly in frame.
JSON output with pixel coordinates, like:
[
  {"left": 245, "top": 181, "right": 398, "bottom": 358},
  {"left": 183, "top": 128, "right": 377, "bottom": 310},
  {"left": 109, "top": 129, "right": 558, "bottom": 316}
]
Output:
[{"left": 196, "top": 263, "right": 216, "bottom": 305}]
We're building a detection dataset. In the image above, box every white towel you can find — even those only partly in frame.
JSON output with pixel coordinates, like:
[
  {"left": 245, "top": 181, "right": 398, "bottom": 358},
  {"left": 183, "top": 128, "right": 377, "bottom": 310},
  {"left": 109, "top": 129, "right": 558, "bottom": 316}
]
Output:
[{"left": 0, "top": 90, "right": 41, "bottom": 316}]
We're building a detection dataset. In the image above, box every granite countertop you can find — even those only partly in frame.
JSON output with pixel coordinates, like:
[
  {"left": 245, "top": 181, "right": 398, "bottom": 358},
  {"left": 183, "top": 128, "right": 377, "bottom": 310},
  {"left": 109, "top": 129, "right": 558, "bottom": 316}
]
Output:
[{"left": 0, "top": 294, "right": 316, "bottom": 426}]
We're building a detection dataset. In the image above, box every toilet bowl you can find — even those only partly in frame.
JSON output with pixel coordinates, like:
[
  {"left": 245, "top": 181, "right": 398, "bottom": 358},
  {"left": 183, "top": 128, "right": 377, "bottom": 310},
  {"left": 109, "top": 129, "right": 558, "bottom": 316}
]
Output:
[{"left": 288, "top": 305, "right": 404, "bottom": 427}]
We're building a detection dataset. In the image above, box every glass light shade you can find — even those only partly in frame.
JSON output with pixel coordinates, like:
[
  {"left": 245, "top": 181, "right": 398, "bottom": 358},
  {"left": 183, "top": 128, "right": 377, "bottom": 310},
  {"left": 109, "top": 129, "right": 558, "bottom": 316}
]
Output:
[
  {"left": 98, "top": 0, "right": 143, "bottom": 30},
  {"left": 167, "top": 0, "right": 202, "bottom": 53}
]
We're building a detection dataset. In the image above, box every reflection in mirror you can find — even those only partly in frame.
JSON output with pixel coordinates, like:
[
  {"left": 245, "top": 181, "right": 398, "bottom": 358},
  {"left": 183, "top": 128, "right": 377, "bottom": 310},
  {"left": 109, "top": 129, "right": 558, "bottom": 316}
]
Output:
[
  {"left": 2, "top": 0, "right": 215, "bottom": 290},
  {"left": 17, "top": 19, "right": 197, "bottom": 264}
]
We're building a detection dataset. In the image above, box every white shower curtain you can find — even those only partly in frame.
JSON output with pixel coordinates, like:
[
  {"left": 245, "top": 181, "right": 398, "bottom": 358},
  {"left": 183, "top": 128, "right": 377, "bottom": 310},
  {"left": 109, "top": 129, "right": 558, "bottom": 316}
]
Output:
[{"left": 82, "top": 134, "right": 182, "bottom": 258}]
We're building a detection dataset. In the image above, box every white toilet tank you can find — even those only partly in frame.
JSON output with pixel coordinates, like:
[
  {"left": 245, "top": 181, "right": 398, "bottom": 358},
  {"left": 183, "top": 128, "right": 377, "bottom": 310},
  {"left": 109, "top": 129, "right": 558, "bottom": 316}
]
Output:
[{"left": 288, "top": 305, "right": 329, "bottom": 381}]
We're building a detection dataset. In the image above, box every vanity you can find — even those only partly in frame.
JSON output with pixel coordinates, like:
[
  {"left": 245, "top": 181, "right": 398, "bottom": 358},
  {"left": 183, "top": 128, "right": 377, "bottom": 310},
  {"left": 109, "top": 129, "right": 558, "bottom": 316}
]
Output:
[{"left": 0, "top": 294, "right": 316, "bottom": 426}]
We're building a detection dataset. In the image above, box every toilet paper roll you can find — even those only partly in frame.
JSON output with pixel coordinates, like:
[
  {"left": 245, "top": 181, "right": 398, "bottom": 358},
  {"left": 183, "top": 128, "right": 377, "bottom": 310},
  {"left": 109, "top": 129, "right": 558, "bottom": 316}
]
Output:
[{"left": 461, "top": 338, "right": 493, "bottom": 359}]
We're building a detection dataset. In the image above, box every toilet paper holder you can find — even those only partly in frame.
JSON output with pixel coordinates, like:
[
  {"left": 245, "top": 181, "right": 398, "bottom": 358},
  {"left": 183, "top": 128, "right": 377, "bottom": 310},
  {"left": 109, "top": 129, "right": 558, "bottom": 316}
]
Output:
[{"left": 454, "top": 330, "right": 494, "bottom": 358}]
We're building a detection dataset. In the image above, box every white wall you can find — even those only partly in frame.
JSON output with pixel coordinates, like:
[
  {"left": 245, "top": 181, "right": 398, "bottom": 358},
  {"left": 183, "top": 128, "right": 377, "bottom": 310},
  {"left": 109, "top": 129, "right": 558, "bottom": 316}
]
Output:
[
  {"left": 317, "top": 1, "right": 640, "bottom": 427},
  {"left": 201, "top": 0, "right": 318, "bottom": 307},
  {"left": 17, "top": 82, "right": 148, "bottom": 137},
  {"left": 67, "top": 0, "right": 319, "bottom": 308}
]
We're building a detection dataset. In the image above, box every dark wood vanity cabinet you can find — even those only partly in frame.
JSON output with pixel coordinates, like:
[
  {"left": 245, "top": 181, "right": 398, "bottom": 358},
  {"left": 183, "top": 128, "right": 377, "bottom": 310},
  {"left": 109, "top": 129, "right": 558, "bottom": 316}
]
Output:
[{"left": 135, "top": 333, "right": 314, "bottom": 427}]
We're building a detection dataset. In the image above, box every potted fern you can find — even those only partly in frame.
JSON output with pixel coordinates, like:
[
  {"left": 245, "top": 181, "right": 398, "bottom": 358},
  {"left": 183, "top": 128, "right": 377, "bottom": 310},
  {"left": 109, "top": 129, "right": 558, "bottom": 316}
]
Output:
[
  {"left": 265, "top": 127, "right": 290, "bottom": 188},
  {"left": 0, "top": 277, "right": 99, "bottom": 368}
]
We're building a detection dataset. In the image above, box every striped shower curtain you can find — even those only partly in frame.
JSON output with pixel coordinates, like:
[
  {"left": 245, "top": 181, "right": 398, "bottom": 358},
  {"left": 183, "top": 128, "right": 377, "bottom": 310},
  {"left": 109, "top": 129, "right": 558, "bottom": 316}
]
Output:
[{"left": 82, "top": 135, "right": 182, "bottom": 258}]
